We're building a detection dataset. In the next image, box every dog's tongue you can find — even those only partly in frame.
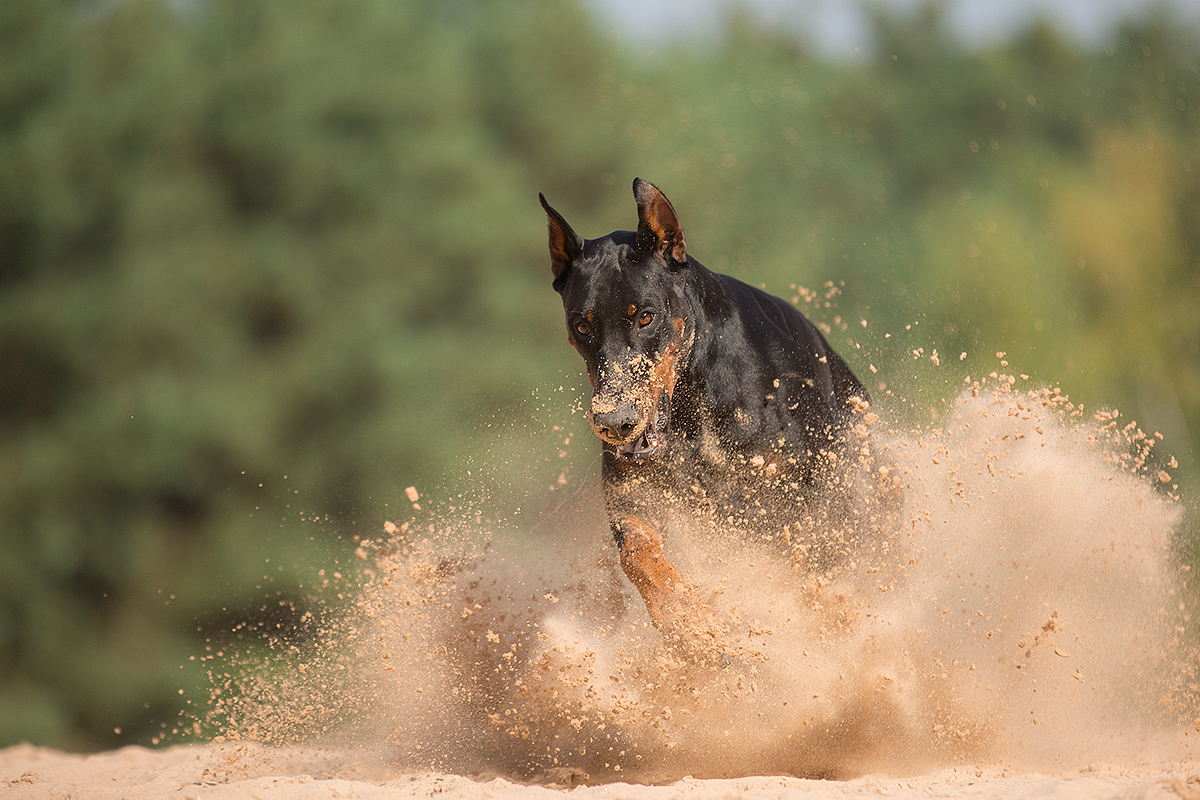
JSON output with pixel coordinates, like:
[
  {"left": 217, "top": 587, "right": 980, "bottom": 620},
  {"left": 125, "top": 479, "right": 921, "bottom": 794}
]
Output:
[
  {"left": 617, "top": 437, "right": 642, "bottom": 457},
  {"left": 618, "top": 430, "right": 661, "bottom": 459}
]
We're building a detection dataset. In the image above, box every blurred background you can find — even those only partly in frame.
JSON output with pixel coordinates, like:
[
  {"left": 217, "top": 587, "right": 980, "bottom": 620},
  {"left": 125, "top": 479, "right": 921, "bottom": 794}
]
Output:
[{"left": 1, "top": 0, "right": 1197, "bottom": 751}]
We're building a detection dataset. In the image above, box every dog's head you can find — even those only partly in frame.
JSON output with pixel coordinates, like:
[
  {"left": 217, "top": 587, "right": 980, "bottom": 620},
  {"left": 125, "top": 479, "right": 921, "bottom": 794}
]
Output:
[{"left": 539, "top": 179, "right": 695, "bottom": 461}]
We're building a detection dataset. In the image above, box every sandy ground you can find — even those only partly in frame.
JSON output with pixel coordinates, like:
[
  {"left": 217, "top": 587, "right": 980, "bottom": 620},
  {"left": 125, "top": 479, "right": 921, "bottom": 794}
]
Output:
[{"left": 3, "top": 743, "right": 1200, "bottom": 800}]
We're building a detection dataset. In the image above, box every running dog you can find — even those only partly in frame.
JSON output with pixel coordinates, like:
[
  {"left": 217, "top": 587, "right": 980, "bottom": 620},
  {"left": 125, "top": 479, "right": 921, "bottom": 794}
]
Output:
[{"left": 540, "top": 179, "right": 889, "bottom": 661}]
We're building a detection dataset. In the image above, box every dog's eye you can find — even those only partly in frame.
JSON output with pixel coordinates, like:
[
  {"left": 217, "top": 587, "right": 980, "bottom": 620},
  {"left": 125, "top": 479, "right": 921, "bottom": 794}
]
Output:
[
  {"left": 574, "top": 321, "right": 591, "bottom": 337},
  {"left": 637, "top": 310, "right": 655, "bottom": 327}
]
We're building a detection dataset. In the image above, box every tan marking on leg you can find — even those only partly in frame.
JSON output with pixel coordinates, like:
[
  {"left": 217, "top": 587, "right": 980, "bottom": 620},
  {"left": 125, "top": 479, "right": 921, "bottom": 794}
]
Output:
[
  {"left": 617, "top": 516, "right": 727, "bottom": 661},
  {"left": 616, "top": 515, "right": 686, "bottom": 630}
]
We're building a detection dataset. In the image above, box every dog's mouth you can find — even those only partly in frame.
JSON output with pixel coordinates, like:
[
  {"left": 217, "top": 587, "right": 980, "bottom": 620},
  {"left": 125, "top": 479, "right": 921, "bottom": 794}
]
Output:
[{"left": 615, "top": 394, "right": 670, "bottom": 461}]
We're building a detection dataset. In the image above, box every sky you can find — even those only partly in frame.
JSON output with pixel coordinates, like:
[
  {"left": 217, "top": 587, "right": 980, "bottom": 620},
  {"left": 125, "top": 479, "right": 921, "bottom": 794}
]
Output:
[{"left": 588, "top": 0, "right": 1200, "bottom": 58}]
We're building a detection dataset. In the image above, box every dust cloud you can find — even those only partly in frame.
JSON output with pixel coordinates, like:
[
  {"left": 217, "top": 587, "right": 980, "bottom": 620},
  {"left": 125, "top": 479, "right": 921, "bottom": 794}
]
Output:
[{"left": 202, "top": 369, "right": 1198, "bottom": 786}]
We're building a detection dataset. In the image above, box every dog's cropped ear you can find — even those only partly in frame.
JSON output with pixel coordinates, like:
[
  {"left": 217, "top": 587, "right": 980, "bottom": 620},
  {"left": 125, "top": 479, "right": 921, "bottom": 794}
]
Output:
[
  {"left": 633, "top": 178, "right": 687, "bottom": 266},
  {"left": 539, "top": 193, "right": 583, "bottom": 290}
]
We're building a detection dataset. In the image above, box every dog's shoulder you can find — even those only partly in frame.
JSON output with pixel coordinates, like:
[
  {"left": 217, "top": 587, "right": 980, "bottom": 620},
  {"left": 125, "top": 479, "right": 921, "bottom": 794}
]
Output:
[
  {"left": 685, "top": 269, "right": 868, "bottom": 411},
  {"left": 714, "top": 273, "right": 821, "bottom": 346}
]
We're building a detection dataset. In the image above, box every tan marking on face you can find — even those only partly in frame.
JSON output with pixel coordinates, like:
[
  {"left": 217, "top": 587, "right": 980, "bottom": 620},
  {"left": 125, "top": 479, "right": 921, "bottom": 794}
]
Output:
[
  {"left": 627, "top": 303, "right": 638, "bottom": 318},
  {"left": 648, "top": 341, "right": 682, "bottom": 403},
  {"left": 646, "top": 321, "right": 694, "bottom": 410}
]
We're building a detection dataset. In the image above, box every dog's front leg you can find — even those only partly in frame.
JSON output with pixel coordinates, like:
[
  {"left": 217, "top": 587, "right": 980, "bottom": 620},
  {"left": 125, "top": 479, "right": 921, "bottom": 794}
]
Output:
[{"left": 612, "top": 514, "right": 728, "bottom": 664}]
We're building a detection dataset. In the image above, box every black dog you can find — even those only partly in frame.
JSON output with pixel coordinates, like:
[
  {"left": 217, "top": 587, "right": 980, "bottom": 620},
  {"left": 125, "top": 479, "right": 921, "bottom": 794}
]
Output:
[{"left": 540, "top": 179, "right": 892, "bottom": 661}]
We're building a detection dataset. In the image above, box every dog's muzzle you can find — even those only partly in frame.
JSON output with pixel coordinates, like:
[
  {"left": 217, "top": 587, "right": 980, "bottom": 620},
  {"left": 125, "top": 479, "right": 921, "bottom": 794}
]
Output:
[{"left": 590, "top": 391, "right": 669, "bottom": 461}]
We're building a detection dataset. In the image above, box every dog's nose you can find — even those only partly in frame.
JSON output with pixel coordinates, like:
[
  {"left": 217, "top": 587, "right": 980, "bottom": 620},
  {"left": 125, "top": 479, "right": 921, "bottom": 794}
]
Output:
[{"left": 591, "top": 403, "right": 641, "bottom": 442}]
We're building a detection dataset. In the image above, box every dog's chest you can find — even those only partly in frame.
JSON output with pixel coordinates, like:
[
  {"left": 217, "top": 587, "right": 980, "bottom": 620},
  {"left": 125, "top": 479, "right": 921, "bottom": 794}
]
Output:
[{"left": 655, "top": 422, "right": 811, "bottom": 526}]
